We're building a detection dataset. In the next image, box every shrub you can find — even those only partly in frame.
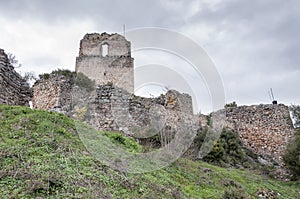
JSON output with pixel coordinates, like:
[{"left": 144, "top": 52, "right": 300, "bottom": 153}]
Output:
[
  {"left": 224, "top": 101, "right": 237, "bottom": 108},
  {"left": 38, "top": 73, "right": 50, "bottom": 79},
  {"left": 207, "top": 115, "right": 212, "bottom": 126},
  {"left": 38, "top": 69, "right": 75, "bottom": 80},
  {"left": 102, "top": 131, "right": 141, "bottom": 153},
  {"left": 38, "top": 69, "right": 95, "bottom": 92},
  {"left": 283, "top": 128, "right": 300, "bottom": 181},
  {"left": 51, "top": 69, "right": 75, "bottom": 77},
  {"left": 196, "top": 128, "right": 251, "bottom": 167}
]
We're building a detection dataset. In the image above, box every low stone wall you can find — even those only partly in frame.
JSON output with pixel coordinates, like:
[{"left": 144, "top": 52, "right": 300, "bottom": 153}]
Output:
[
  {"left": 0, "top": 49, "right": 31, "bottom": 106},
  {"left": 224, "top": 104, "right": 295, "bottom": 165}
]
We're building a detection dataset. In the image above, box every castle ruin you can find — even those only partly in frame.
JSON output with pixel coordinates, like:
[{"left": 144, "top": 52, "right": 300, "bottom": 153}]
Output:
[
  {"left": 32, "top": 33, "right": 196, "bottom": 138},
  {"left": 0, "top": 32, "right": 296, "bottom": 169},
  {"left": 75, "top": 33, "right": 134, "bottom": 93}
]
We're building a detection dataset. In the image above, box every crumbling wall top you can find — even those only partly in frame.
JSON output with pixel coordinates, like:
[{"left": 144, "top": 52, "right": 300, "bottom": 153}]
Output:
[
  {"left": 79, "top": 32, "right": 131, "bottom": 57},
  {"left": 82, "top": 32, "right": 127, "bottom": 42}
]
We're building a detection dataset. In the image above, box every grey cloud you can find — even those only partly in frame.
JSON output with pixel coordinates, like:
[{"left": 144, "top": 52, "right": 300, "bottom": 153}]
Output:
[
  {"left": 184, "top": 0, "right": 300, "bottom": 105},
  {"left": 191, "top": 0, "right": 300, "bottom": 71},
  {"left": 0, "top": 0, "right": 299, "bottom": 110},
  {"left": 0, "top": 0, "right": 189, "bottom": 29}
]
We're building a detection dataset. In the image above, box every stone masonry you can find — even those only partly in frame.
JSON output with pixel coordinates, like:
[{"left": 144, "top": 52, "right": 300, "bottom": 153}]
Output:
[
  {"left": 0, "top": 31, "right": 297, "bottom": 176},
  {"left": 223, "top": 104, "right": 295, "bottom": 165},
  {"left": 0, "top": 49, "right": 31, "bottom": 106},
  {"left": 75, "top": 33, "right": 134, "bottom": 93},
  {"left": 31, "top": 32, "right": 296, "bottom": 167},
  {"left": 76, "top": 84, "right": 196, "bottom": 135},
  {"left": 32, "top": 74, "right": 198, "bottom": 140},
  {"left": 32, "top": 74, "right": 73, "bottom": 113},
  {"left": 32, "top": 72, "right": 296, "bottom": 167}
]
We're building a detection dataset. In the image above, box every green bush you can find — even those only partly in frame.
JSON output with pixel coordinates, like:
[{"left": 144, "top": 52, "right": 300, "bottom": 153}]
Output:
[
  {"left": 102, "top": 131, "right": 141, "bottom": 153},
  {"left": 207, "top": 115, "right": 212, "bottom": 126},
  {"left": 38, "top": 73, "right": 50, "bottom": 79},
  {"left": 39, "top": 69, "right": 75, "bottom": 80},
  {"left": 51, "top": 69, "right": 75, "bottom": 77},
  {"left": 283, "top": 128, "right": 300, "bottom": 181},
  {"left": 196, "top": 128, "right": 252, "bottom": 167},
  {"left": 224, "top": 101, "right": 237, "bottom": 108},
  {"left": 38, "top": 69, "right": 95, "bottom": 91}
]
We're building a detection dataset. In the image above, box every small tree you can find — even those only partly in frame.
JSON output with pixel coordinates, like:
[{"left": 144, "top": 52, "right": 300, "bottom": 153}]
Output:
[
  {"left": 7, "top": 53, "right": 22, "bottom": 68},
  {"left": 21, "top": 71, "right": 38, "bottom": 86},
  {"left": 22, "top": 71, "right": 37, "bottom": 82}
]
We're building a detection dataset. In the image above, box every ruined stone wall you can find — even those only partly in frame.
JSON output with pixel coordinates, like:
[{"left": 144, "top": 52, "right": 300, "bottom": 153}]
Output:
[
  {"left": 32, "top": 31, "right": 296, "bottom": 166},
  {"left": 78, "top": 85, "right": 197, "bottom": 135},
  {"left": 31, "top": 74, "right": 295, "bottom": 166},
  {"left": 223, "top": 104, "right": 295, "bottom": 165},
  {"left": 75, "top": 33, "right": 134, "bottom": 93},
  {"left": 32, "top": 75, "right": 73, "bottom": 113},
  {"left": 32, "top": 75, "right": 197, "bottom": 139},
  {"left": 79, "top": 33, "right": 131, "bottom": 57},
  {"left": 0, "top": 49, "right": 31, "bottom": 106}
]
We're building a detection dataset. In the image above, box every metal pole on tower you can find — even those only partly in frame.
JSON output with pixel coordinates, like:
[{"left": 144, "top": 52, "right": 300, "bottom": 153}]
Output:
[
  {"left": 268, "top": 90, "right": 272, "bottom": 101},
  {"left": 270, "top": 88, "right": 278, "bottom": 104},
  {"left": 123, "top": 24, "right": 126, "bottom": 37},
  {"left": 270, "top": 88, "right": 275, "bottom": 101}
]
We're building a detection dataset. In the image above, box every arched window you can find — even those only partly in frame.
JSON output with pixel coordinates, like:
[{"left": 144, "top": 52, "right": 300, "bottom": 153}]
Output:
[{"left": 101, "top": 44, "right": 108, "bottom": 57}]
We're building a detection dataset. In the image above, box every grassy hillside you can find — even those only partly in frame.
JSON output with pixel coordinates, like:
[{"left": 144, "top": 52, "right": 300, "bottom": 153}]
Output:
[{"left": 0, "top": 105, "right": 299, "bottom": 198}]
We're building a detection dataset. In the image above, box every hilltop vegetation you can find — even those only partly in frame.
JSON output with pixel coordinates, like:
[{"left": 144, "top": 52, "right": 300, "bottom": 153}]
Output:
[{"left": 0, "top": 105, "right": 299, "bottom": 198}]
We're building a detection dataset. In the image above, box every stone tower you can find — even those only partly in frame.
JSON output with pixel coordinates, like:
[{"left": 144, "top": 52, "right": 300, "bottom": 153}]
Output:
[{"left": 75, "top": 32, "right": 134, "bottom": 92}]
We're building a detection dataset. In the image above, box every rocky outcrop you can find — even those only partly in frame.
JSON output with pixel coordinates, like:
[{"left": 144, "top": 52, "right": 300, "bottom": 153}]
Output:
[{"left": 0, "top": 49, "right": 31, "bottom": 106}]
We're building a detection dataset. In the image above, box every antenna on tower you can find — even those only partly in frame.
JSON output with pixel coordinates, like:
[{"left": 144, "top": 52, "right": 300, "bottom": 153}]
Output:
[
  {"left": 269, "top": 88, "right": 277, "bottom": 105},
  {"left": 268, "top": 90, "right": 273, "bottom": 101},
  {"left": 123, "top": 24, "right": 126, "bottom": 37}
]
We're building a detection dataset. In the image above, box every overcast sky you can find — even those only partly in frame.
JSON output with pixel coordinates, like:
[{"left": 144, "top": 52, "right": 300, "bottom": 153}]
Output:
[{"left": 0, "top": 0, "right": 299, "bottom": 113}]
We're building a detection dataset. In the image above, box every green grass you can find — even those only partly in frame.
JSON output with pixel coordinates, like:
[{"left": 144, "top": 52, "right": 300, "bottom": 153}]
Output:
[{"left": 0, "top": 105, "right": 299, "bottom": 198}]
